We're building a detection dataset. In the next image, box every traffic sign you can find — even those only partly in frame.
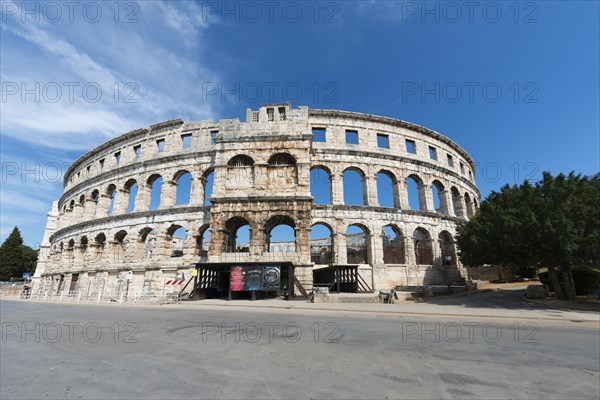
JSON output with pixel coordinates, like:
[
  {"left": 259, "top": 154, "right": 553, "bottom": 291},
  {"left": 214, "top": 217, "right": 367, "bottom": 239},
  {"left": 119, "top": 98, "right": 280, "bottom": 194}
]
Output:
[{"left": 22, "top": 272, "right": 31, "bottom": 279}]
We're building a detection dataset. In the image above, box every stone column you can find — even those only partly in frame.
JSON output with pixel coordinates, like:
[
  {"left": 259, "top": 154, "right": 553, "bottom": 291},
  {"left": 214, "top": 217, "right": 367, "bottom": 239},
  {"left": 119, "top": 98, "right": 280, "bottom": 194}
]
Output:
[
  {"left": 331, "top": 173, "right": 344, "bottom": 205},
  {"left": 295, "top": 226, "right": 311, "bottom": 264},
  {"left": 114, "top": 189, "right": 129, "bottom": 215},
  {"left": 399, "top": 179, "right": 409, "bottom": 210},
  {"left": 161, "top": 180, "right": 177, "bottom": 209},
  {"left": 439, "top": 189, "right": 450, "bottom": 215},
  {"left": 95, "top": 194, "right": 110, "bottom": 218},
  {"left": 136, "top": 184, "right": 151, "bottom": 212},
  {"left": 83, "top": 199, "right": 96, "bottom": 220},
  {"left": 423, "top": 183, "right": 434, "bottom": 212},
  {"left": 335, "top": 218, "right": 347, "bottom": 264},
  {"left": 190, "top": 176, "right": 204, "bottom": 206},
  {"left": 365, "top": 175, "right": 378, "bottom": 206},
  {"left": 405, "top": 236, "right": 416, "bottom": 266},
  {"left": 72, "top": 203, "right": 85, "bottom": 224}
]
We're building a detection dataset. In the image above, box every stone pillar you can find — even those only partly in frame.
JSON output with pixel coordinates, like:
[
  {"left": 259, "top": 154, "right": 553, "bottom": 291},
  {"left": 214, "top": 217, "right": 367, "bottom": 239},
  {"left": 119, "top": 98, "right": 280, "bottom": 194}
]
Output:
[
  {"left": 95, "top": 194, "right": 110, "bottom": 218},
  {"left": 83, "top": 198, "right": 96, "bottom": 220},
  {"left": 405, "top": 236, "right": 416, "bottom": 266},
  {"left": 190, "top": 176, "right": 204, "bottom": 206},
  {"left": 373, "top": 231, "right": 386, "bottom": 265},
  {"left": 399, "top": 179, "right": 409, "bottom": 210},
  {"left": 423, "top": 183, "right": 434, "bottom": 212},
  {"left": 365, "top": 175, "right": 378, "bottom": 206},
  {"left": 136, "top": 184, "right": 151, "bottom": 212},
  {"left": 296, "top": 226, "right": 311, "bottom": 264},
  {"left": 439, "top": 189, "right": 450, "bottom": 215},
  {"left": 161, "top": 180, "right": 177, "bottom": 209},
  {"left": 73, "top": 203, "right": 85, "bottom": 224},
  {"left": 331, "top": 173, "right": 343, "bottom": 205},
  {"left": 114, "top": 189, "right": 129, "bottom": 215}
]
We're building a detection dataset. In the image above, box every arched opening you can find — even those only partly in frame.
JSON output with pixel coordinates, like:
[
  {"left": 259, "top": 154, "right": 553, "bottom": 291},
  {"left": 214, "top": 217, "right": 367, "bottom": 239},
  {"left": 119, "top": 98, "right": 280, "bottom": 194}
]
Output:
[
  {"left": 113, "top": 230, "right": 128, "bottom": 262},
  {"left": 106, "top": 185, "right": 117, "bottom": 216},
  {"left": 376, "top": 170, "right": 397, "bottom": 208},
  {"left": 228, "top": 154, "right": 255, "bottom": 167},
  {"left": 268, "top": 153, "right": 297, "bottom": 185},
  {"left": 265, "top": 215, "right": 296, "bottom": 253},
  {"left": 92, "top": 233, "right": 106, "bottom": 263},
  {"left": 310, "top": 223, "right": 333, "bottom": 265},
  {"left": 80, "top": 236, "right": 88, "bottom": 260},
  {"left": 227, "top": 155, "right": 255, "bottom": 188},
  {"left": 431, "top": 180, "right": 447, "bottom": 214},
  {"left": 406, "top": 175, "right": 425, "bottom": 211},
  {"left": 66, "top": 239, "right": 75, "bottom": 262},
  {"left": 91, "top": 189, "right": 99, "bottom": 215},
  {"left": 224, "top": 217, "right": 250, "bottom": 253},
  {"left": 203, "top": 169, "right": 214, "bottom": 206},
  {"left": 167, "top": 225, "right": 186, "bottom": 257},
  {"left": 125, "top": 179, "right": 138, "bottom": 213},
  {"left": 148, "top": 175, "right": 162, "bottom": 211},
  {"left": 343, "top": 168, "right": 366, "bottom": 206},
  {"left": 196, "top": 225, "right": 211, "bottom": 261},
  {"left": 382, "top": 225, "right": 405, "bottom": 264},
  {"left": 175, "top": 171, "right": 192, "bottom": 205},
  {"left": 140, "top": 228, "right": 156, "bottom": 259},
  {"left": 413, "top": 228, "right": 433, "bottom": 265},
  {"left": 78, "top": 194, "right": 85, "bottom": 206},
  {"left": 451, "top": 187, "right": 463, "bottom": 217},
  {"left": 439, "top": 231, "right": 457, "bottom": 267},
  {"left": 346, "top": 224, "right": 368, "bottom": 264},
  {"left": 464, "top": 193, "right": 474, "bottom": 218},
  {"left": 268, "top": 153, "right": 296, "bottom": 166},
  {"left": 310, "top": 167, "right": 331, "bottom": 205}
]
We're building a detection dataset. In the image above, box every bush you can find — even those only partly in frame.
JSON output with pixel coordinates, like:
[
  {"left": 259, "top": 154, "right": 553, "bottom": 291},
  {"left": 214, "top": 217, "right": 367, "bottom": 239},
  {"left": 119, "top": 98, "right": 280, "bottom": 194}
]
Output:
[
  {"left": 537, "top": 267, "right": 600, "bottom": 296},
  {"left": 572, "top": 267, "right": 600, "bottom": 295}
]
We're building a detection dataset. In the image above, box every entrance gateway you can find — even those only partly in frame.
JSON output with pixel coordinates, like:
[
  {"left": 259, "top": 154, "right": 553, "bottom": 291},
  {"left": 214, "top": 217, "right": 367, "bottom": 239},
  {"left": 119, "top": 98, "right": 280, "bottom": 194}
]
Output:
[{"left": 187, "top": 262, "right": 308, "bottom": 301}]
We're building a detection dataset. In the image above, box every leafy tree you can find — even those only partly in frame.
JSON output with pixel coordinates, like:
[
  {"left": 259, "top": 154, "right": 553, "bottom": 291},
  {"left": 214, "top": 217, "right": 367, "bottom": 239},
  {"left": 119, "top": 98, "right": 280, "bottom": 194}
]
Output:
[
  {"left": 0, "top": 227, "right": 38, "bottom": 281},
  {"left": 456, "top": 172, "right": 599, "bottom": 300}
]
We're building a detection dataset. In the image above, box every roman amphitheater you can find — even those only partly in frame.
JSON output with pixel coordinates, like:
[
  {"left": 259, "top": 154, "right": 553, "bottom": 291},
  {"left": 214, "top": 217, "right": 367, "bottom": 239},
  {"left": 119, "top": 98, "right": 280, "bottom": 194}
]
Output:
[{"left": 32, "top": 103, "right": 480, "bottom": 301}]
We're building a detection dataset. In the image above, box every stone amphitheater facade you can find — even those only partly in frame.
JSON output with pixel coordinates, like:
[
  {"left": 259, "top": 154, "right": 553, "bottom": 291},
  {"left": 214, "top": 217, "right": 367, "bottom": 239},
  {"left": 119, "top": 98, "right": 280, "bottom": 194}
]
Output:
[{"left": 32, "top": 103, "right": 480, "bottom": 299}]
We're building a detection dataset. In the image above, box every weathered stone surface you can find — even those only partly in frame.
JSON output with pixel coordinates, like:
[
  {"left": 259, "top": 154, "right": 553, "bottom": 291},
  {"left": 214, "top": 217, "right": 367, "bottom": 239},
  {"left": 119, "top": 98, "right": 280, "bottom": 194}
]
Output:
[
  {"left": 527, "top": 285, "right": 547, "bottom": 299},
  {"left": 33, "top": 104, "right": 479, "bottom": 299}
]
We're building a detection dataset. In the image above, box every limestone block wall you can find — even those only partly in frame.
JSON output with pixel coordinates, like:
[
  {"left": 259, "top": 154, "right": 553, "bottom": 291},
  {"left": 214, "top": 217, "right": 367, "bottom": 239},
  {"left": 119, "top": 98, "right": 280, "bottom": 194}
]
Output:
[{"left": 33, "top": 104, "right": 480, "bottom": 297}]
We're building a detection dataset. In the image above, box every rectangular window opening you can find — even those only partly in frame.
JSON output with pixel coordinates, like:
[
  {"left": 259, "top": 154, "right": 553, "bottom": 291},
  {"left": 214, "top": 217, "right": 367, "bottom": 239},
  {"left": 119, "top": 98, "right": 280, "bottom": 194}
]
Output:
[
  {"left": 114, "top": 152, "right": 121, "bottom": 166},
  {"left": 377, "top": 134, "right": 389, "bottom": 149},
  {"left": 210, "top": 130, "right": 218, "bottom": 145},
  {"left": 156, "top": 139, "right": 165, "bottom": 153},
  {"left": 405, "top": 139, "right": 416, "bottom": 154},
  {"left": 181, "top": 134, "right": 192, "bottom": 149},
  {"left": 278, "top": 107, "right": 287, "bottom": 121},
  {"left": 99, "top": 159, "right": 105, "bottom": 171},
  {"left": 346, "top": 129, "right": 358, "bottom": 145},
  {"left": 460, "top": 163, "right": 465, "bottom": 174},
  {"left": 134, "top": 145, "right": 141, "bottom": 160},
  {"left": 267, "top": 108, "right": 274, "bottom": 121},
  {"left": 447, "top": 154, "right": 454, "bottom": 167},
  {"left": 429, "top": 146, "right": 438, "bottom": 161},
  {"left": 312, "top": 128, "right": 326, "bottom": 142}
]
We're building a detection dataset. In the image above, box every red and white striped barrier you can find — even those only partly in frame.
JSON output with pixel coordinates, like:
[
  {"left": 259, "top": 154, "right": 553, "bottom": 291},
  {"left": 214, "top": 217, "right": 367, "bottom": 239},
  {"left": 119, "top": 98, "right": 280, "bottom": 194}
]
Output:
[{"left": 165, "top": 279, "right": 184, "bottom": 285}]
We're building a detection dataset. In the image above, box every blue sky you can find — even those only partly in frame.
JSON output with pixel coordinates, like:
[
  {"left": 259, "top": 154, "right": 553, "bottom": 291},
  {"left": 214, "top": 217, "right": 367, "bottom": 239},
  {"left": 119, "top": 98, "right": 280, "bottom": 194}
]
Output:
[{"left": 1, "top": 1, "right": 598, "bottom": 247}]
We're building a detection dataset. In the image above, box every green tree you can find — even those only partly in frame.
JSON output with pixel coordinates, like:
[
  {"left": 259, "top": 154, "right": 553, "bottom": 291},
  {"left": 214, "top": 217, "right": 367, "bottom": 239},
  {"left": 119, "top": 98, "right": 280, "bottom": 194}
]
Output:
[
  {"left": 0, "top": 227, "right": 38, "bottom": 281},
  {"left": 456, "top": 172, "right": 599, "bottom": 300}
]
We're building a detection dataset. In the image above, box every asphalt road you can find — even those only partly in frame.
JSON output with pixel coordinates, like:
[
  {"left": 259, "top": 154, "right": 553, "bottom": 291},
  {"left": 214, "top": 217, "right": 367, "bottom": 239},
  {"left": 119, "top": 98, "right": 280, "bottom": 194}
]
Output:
[{"left": 1, "top": 299, "right": 599, "bottom": 399}]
